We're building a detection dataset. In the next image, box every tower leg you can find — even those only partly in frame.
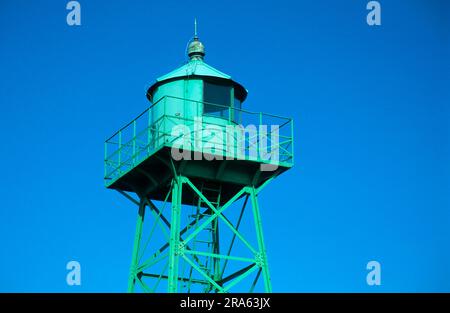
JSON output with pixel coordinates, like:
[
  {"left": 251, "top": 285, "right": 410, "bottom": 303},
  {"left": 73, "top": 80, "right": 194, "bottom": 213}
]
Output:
[
  {"left": 128, "top": 198, "right": 146, "bottom": 292},
  {"left": 168, "top": 176, "right": 182, "bottom": 292},
  {"left": 250, "top": 187, "right": 272, "bottom": 292}
]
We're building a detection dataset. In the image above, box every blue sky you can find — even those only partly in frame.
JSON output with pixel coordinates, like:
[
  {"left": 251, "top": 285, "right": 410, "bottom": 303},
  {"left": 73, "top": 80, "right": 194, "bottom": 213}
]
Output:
[{"left": 0, "top": 0, "right": 449, "bottom": 292}]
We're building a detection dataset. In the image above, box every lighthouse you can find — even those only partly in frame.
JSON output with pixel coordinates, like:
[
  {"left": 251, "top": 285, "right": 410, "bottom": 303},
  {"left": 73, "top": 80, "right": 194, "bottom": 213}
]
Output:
[{"left": 104, "top": 24, "right": 294, "bottom": 293}]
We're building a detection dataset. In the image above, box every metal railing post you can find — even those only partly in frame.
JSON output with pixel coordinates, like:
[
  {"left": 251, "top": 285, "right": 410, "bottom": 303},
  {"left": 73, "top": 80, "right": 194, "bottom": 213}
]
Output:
[
  {"left": 259, "top": 112, "right": 263, "bottom": 159},
  {"left": 163, "top": 96, "right": 167, "bottom": 144},
  {"left": 133, "top": 120, "right": 137, "bottom": 165},
  {"left": 147, "top": 108, "right": 151, "bottom": 154},
  {"left": 290, "top": 118, "right": 294, "bottom": 164},
  {"left": 104, "top": 142, "right": 107, "bottom": 179},
  {"left": 118, "top": 131, "right": 122, "bottom": 169}
]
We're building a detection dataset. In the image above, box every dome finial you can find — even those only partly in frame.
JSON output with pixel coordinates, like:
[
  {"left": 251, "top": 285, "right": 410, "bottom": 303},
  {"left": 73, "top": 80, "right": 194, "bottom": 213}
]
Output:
[
  {"left": 194, "top": 18, "right": 198, "bottom": 39},
  {"left": 188, "top": 18, "right": 205, "bottom": 61}
]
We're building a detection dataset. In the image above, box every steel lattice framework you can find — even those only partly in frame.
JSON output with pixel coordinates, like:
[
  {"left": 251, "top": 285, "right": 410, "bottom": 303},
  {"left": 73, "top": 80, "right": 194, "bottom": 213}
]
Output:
[
  {"left": 104, "top": 95, "right": 293, "bottom": 292},
  {"left": 123, "top": 174, "right": 275, "bottom": 293}
]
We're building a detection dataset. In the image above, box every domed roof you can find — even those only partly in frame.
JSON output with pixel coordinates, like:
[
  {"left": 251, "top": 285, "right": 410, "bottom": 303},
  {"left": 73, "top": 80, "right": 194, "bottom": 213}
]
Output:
[
  {"left": 156, "top": 59, "right": 231, "bottom": 81},
  {"left": 147, "top": 59, "right": 247, "bottom": 103},
  {"left": 146, "top": 28, "right": 247, "bottom": 103},
  {"left": 187, "top": 38, "right": 205, "bottom": 60}
]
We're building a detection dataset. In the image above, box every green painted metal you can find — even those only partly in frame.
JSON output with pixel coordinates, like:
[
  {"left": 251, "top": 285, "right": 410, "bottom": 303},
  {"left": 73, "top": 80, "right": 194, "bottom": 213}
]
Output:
[
  {"left": 104, "top": 95, "right": 294, "bottom": 188},
  {"left": 127, "top": 198, "right": 145, "bottom": 292},
  {"left": 249, "top": 187, "right": 272, "bottom": 292},
  {"left": 122, "top": 174, "right": 277, "bottom": 293},
  {"left": 155, "top": 60, "right": 231, "bottom": 82},
  {"left": 106, "top": 32, "right": 293, "bottom": 293},
  {"left": 168, "top": 177, "right": 182, "bottom": 292}
]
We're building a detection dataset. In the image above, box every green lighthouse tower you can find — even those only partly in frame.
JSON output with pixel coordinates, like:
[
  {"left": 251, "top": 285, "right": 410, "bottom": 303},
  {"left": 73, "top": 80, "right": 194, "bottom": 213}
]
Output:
[{"left": 104, "top": 25, "right": 294, "bottom": 293}]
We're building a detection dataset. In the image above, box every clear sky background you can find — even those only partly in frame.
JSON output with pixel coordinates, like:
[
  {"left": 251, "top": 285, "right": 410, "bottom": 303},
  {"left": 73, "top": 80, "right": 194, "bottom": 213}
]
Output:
[{"left": 0, "top": 0, "right": 449, "bottom": 292}]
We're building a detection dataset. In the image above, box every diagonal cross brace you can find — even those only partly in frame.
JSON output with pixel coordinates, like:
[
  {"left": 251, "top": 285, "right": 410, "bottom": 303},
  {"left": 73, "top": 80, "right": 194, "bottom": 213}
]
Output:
[{"left": 182, "top": 177, "right": 257, "bottom": 255}]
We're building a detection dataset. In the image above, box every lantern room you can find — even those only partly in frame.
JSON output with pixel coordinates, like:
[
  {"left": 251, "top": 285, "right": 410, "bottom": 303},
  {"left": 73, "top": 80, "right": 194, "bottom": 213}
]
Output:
[{"left": 146, "top": 35, "right": 247, "bottom": 128}]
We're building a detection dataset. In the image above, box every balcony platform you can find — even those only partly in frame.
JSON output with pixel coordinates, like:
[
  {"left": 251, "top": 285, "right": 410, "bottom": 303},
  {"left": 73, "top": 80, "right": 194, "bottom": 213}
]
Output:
[
  {"left": 106, "top": 146, "right": 291, "bottom": 205},
  {"left": 104, "top": 96, "right": 294, "bottom": 205}
]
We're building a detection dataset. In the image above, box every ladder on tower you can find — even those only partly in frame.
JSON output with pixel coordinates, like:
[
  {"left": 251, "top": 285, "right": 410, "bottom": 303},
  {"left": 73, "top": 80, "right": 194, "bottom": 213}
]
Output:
[{"left": 184, "top": 181, "right": 222, "bottom": 292}]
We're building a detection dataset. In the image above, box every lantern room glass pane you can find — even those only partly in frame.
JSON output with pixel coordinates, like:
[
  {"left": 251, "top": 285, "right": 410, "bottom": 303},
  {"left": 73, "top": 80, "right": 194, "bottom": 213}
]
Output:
[
  {"left": 233, "top": 97, "right": 242, "bottom": 124},
  {"left": 203, "top": 81, "right": 231, "bottom": 118}
]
